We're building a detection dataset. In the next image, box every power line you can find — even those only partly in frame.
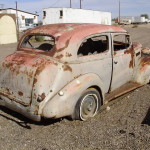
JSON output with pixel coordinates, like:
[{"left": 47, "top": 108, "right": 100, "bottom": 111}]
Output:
[
  {"left": 48, "top": 0, "right": 61, "bottom": 8},
  {"left": 119, "top": 0, "right": 120, "bottom": 24}
]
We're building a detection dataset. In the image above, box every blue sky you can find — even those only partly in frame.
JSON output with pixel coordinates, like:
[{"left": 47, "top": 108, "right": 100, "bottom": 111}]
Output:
[{"left": 0, "top": 0, "right": 150, "bottom": 20}]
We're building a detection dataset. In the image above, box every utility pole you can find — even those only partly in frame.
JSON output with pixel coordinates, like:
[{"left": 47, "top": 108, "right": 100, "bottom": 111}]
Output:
[
  {"left": 0, "top": 4, "right": 4, "bottom": 9},
  {"left": 119, "top": 0, "right": 120, "bottom": 24},
  {"left": 80, "top": 0, "right": 82, "bottom": 9},
  {"left": 16, "top": 1, "right": 19, "bottom": 41},
  {"left": 70, "top": 0, "right": 72, "bottom": 8}
]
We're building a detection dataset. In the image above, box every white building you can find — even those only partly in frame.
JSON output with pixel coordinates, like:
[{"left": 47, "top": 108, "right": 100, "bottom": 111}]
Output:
[
  {"left": 43, "top": 8, "right": 111, "bottom": 25},
  {"left": 0, "top": 8, "right": 38, "bottom": 31}
]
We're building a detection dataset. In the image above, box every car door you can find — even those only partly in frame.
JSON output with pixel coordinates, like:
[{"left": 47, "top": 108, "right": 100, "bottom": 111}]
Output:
[
  {"left": 110, "top": 33, "right": 134, "bottom": 91},
  {"left": 76, "top": 33, "right": 113, "bottom": 93}
]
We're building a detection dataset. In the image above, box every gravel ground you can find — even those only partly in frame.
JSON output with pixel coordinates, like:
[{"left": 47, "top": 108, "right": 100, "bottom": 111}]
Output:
[{"left": 0, "top": 24, "right": 150, "bottom": 150}]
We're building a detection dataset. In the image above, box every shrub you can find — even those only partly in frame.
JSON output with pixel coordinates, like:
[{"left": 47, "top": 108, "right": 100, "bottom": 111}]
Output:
[
  {"left": 35, "top": 36, "right": 44, "bottom": 42},
  {"left": 132, "top": 25, "right": 138, "bottom": 28}
]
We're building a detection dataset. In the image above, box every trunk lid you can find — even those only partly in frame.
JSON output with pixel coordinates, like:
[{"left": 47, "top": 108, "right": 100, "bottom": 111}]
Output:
[{"left": 0, "top": 51, "right": 56, "bottom": 106}]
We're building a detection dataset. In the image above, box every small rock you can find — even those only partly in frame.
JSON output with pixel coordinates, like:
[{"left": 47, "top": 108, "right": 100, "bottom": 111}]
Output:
[
  {"left": 129, "top": 132, "right": 135, "bottom": 138},
  {"left": 119, "top": 130, "right": 126, "bottom": 134},
  {"left": 106, "top": 106, "right": 110, "bottom": 111}
]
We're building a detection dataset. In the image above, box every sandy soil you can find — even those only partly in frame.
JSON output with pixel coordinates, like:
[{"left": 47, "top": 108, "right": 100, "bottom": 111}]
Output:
[{"left": 0, "top": 24, "right": 150, "bottom": 150}]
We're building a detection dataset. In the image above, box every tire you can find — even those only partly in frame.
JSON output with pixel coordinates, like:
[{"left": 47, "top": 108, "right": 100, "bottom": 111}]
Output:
[{"left": 73, "top": 88, "right": 101, "bottom": 121}]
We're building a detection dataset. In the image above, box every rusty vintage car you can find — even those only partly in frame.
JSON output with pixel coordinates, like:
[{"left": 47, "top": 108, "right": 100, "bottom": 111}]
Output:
[{"left": 0, "top": 23, "right": 150, "bottom": 121}]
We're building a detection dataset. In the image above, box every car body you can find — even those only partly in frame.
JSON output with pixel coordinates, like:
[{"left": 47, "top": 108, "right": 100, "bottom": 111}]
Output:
[{"left": 0, "top": 23, "right": 150, "bottom": 121}]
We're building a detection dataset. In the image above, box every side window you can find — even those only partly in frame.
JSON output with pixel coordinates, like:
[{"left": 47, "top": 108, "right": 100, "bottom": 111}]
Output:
[
  {"left": 43, "top": 11, "right": 46, "bottom": 17},
  {"left": 77, "top": 35, "right": 109, "bottom": 57},
  {"left": 113, "top": 34, "right": 130, "bottom": 51},
  {"left": 60, "top": 10, "right": 63, "bottom": 18}
]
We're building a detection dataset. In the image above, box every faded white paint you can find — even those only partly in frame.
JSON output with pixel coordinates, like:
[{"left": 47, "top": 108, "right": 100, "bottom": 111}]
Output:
[
  {"left": 0, "top": 15, "right": 17, "bottom": 44},
  {"left": 43, "top": 8, "right": 111, "bottom": 25},
  {"left": 0, "top": 24, "right": 149, "bottom": 121}
]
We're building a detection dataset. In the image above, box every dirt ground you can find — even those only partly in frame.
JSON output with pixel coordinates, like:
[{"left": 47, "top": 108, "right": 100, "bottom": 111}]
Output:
[{"left": 0, "top": 24, "right": 150, "bottom": 150}]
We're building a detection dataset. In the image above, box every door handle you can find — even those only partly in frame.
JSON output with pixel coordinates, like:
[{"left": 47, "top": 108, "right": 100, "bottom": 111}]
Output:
[{"left": 114, "top": 61, "right": 118, "bottom": 64}]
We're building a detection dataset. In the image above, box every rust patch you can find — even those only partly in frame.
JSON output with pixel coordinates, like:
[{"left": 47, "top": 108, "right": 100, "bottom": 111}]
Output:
[
  {"left": 56, "top": 54, "right": 64, "bottom": 59},
  {"left": 18, "top": 91, "right": 23, "bottom": 96},
  {"left": 114, "top": 51, "right": 117, "bottom": 56},
  {"left": 133, "top": 42, "right": 142, "bottom": 50},
  {"left": 54, "top": 62, "right": 58, "bottom": 66},
  {"left": 0, "top": 91, "right": 29, "bottom": 106},
  {"left": 57, "top": 38, "right": 70, "bottom": 52},
  {"left": 40, "top": 93, "right": 46, "bottom": 100},
  {"left": 142, "top": 48, "right": 150, "bottom": 55},
  {"left": 49, "top": 38, "right": 71, "bottom": 57},
  {"left": 124, "top": 47, "right": 135, "bottom": 68},
  {"left": 62, "top": 65, "right": 72, "bottom": 72},
  {"left": 33, "top": 78, "right": 38, "bottom": 85},
  {"left": 105, "top": 82, "right": 143, "bottom": 101},
  {"left": 35, "top": 65, "right": 45, "bottom": 76},
  {"left": 66, "top": 53, "right": 72, "bottom": 57},
  {"left": 55, "top": 36, "right": 61, "bottom": 41},
  {"left": 140, "top": 57, "right": 150, "bottom": 66}
]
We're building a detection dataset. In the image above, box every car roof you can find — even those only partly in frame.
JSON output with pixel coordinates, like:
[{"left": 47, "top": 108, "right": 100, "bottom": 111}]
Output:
[
  {"left": 22, "top": 23, "right": 127, "bottom": 62},
  {"left": 26, "top": 23, "right": 127, "bottom": 37}
]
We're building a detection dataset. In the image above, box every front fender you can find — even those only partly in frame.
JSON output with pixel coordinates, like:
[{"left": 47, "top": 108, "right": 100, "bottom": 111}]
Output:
[
  {"left": 41, "top": 73, "right": 104, "bottom": 119},
  {"left": 135, "top": 56, "right": 150, "bottom": 84}
]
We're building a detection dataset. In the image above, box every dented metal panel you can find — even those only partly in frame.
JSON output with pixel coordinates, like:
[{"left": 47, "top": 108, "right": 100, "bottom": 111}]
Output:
[{"left": 0, "top": 23, "right": 150, "bottom": 121}]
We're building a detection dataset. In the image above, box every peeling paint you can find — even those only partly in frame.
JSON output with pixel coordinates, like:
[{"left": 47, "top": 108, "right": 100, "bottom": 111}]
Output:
[
  {"left": 124, "top": 47, "right": 135, "bottom": 68},
  {"left": 62, "top": 64, "right": 72, "bottom": 72},
  {"left": 142, "top": 47, "right": 150, "bottom": 55},
  {"left": 140, "top": 57, "right": 150, "bottom": 72},
  {"left": 40, "top": 93, "right": 46, "bottom": 100},
  {"left": 18, "top": 91, "right": 23, "bottom": 96}
]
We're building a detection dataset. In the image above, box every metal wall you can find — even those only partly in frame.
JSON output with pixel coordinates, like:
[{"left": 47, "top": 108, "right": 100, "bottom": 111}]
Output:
[{"left": 43, "top": 8, "right": 111, "bottom": 25}]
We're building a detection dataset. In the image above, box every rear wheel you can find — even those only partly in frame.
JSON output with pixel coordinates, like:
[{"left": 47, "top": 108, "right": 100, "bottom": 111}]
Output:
[{"left": 74, "top": 88, "right": 101, "bottom": 121}]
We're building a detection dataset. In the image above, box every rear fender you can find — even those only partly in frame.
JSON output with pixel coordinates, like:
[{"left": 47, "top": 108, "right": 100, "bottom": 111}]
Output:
[{"left": 41, "top": 73, "right": 104, "bottom": 119}]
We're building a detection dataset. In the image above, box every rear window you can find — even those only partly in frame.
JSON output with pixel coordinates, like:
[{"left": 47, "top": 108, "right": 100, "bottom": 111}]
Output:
[{"left": 21, "top": 35, "right": 55, "bottom": 51}]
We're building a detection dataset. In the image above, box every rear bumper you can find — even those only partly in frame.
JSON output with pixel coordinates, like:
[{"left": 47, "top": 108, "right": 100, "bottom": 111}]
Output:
[{"left": 0, "top": 95, "right": 41, "bottom": 121}]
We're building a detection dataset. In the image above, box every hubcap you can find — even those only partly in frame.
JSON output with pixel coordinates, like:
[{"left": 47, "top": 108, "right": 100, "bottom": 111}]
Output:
[{"left": 80, "top": 94, "right": 98, "bottom": 120}]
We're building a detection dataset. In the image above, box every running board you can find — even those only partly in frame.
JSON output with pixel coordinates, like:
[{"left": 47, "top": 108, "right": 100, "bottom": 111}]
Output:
[{"left": 105, "top": 82, "right": 144, "bottom": 102}]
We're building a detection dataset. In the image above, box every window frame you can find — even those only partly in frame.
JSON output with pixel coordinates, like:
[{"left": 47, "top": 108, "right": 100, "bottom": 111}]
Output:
[
  {"left": 112, "top": 33, "right": 132, "bottom": 52},
  {"left": 76, "top": 33, "right": 111, "bottom": 61},
  {"left": 60, "top": 10, "right": 63, "bottom": 18},
  {"left": 20, "top": 34, "right": 55, "bottom": 52},
  {"left": 43, "top": 11, "right": 46, "bottom": 17}
]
